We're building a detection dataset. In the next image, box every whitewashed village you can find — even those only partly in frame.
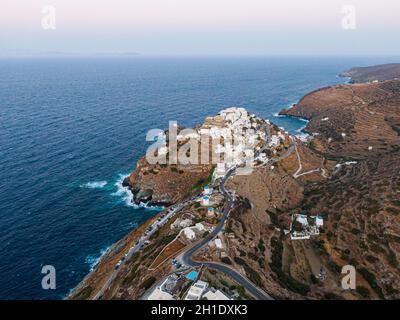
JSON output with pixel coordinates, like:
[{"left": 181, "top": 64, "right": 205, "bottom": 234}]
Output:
[{"left": 135, "top": 107, "right": 324, "bottom": 300}]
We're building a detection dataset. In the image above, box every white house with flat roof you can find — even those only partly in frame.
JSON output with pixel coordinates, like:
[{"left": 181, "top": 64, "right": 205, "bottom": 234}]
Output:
[
  {"left": 170, "top": 218, "right": 192, "bottom": 230},
  {"left": 203, "top": 185, "right": 212, "bottom": 195},
  {"left": 147, "top": 277, "right": 175, "bottom": 300},
  {"left": 195, "top": 223, "right": 206, "bottom": 232},
  {"left": 315, "top": 216, "right": 324, "bottom": 227},
  {"left": 215, "top": 162, "right": 226, "bottom": 178},
  {"left": 183, "top": 227, "right": 196, "bottom": 240},
  {"left": 214, "top": 238, "right": 223, "bottom": 249},
  {"left": 184, "top": 281, "right": 209, "bottom": 300},
  {"left": 297, "top": 214, "right": 308, "bottom": 225},
  {"left": 147, "top": 288, "right": 174, "bottom": 300},
  {"left": 291, "top": 214, "right": 324, "bottom": 240},
  {"left": 207, "top": 207, "right": 215, "bottom": 217},
  {"left": 269, "top": 135, "right": 280, "bottom": 147},
  {"left": 203, "top": 289, "right": 230, "bottom": 300}
]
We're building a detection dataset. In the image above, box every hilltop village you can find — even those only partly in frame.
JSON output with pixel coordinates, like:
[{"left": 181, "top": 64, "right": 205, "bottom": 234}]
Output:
[
  {"left": 70, "top": 64, "right": 400, "bottom": 301},
  {"left": 69, "top": 106, "right": 331, "bottom": 300}
]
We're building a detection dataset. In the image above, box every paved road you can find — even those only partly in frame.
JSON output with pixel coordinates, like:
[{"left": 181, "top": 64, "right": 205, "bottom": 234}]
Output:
[
  {"left": 181, "top": 167, "right": 273, "bottom": 300},
  {"left": 95, "top": 123, "right": 279, "bottom": 300},
  {"left": 93, "top": 201, "right": 188, "bottom": 300}
]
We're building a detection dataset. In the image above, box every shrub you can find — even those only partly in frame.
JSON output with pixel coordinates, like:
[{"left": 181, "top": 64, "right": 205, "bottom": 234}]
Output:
[
  {"left": 327, "top": 260, "right": 341, "bottom": 274},
  {"left": 74, "top": 286, "right": 92, "bottom": 300},
  {"left": 221, "top": 257, "right": 232, "bottom": 265},
  {"left": 123, "top": 264, "right": 140, "bottom": 285},
  {"left": 191, "top": 169, "right": 213, "bottom": 190},
  {"left": 387, "top": 250, "right": 398, "bottom": 268},
  {"left": 323, "top": 292, "right": 342, "bottom": 300},
  {"left": 267, "top": 210, "right": 280, "bottom": 227},
  {"left": 258, "top": 240, "right": 266, "bottom": 253},
  {"left": 358, "top": 267, "right": 384, "bottom": 299},
  {"left": 248, "top": 252, "right": 258, "bottom": 261},
  {"left": 238, "top": 249, "right": 247, "bottom": 257},
  {"left": 356, "top": 286, "right": 370, "bottom": 298},
  {"left": 386, "top": 207, "right": 400, "bottom": 215},
  {"left": 243, "top": 264, "right": 262, "bottom": 287},
  {"left": 233, "top": 257, "right": 246, "bottom": 265},
  {"left": 140, "top": 277, "right": 156, "bottom": 290},
  {"left": 391, "top": 200, "right": 400, "bottom": 207},
  {"left": 366, "top": 255, "right": 378, "bottom": 264},
  {"left": 269, "top": 237, "right": 310, "bottom": 295},
  {"left": 235, "top": 285, "right": 252, "bottom": 300},
  {"left": 310, "top": 274, "right": 319, "bottom": 284}
]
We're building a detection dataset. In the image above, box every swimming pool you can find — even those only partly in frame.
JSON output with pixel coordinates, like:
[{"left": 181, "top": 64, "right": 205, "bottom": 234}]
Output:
[{"left": 186, "top": 271, "right": 198, "bottom": 281}]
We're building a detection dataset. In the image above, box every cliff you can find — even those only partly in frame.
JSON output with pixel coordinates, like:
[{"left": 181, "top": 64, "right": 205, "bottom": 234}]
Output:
[
  {"left": 280, "top": 80, "right": 400, "bottom": 159},
  {"left": 122, "top": 157, "right": 213, "bottom": 206},
  {"left": 339, "top": 63, "right": 400, "bottom": 83}
]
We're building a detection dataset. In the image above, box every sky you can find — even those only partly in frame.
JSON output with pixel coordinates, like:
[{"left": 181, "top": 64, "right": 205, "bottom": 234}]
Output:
[{"left": 1, "top": 0, "right": 400, "bottom": 56}]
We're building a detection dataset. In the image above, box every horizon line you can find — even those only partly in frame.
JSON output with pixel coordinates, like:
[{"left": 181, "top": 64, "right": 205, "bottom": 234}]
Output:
[{"left": 1, "top": 52, "right": 400, "bottom": 59}]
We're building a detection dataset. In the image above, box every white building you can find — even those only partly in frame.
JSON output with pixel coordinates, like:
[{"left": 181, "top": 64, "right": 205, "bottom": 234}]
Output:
[
  {"left": 269, "top": 135, "right": 280, "bottom": 147},
  {"left": 214, "top": 238, "right": 223, "bottom": 249},
  {"left": 147, "top": 288, "right": 174, "bottom": 300},
  {"left": 215, "top": 144, "right": 226, "bottom": 154},
  {"left": 296, "top": 214, "right": 308, "bottom": 225},
  {"left": 183, "top": 227, "right": 196, "bottom": 240},
  {"left": 195, "top": 223, "right": 206, "bottom": 232},
  {"left": 291, "top": 214, "right": 324, "bottom": 240},
  {"left": 203, "top": 185, "right": 212, "bottom": 195},
  {"left": 170, "top": 218, "right": 192, "bottom": 230},
  {"left": 202, "top": 196, "right": 210, "bottom": 206},
  {"left": 180, "top": 219, "right": 193, "bottom": 228},
  {"left": 147, "top": 278, "right": 175, "bottom": 300},
  {"left": 203, "top": 289, "right": 230, "bottom": 300},
  {"left": 184, "top": 281, "right": 209, "bottom": 300},
  {"left": 315, "top": 216, "right": 324, "bottom": 227},
  {"left": 216, "top": 162, "right": 226, "bottom": 177},
  {"left": 207, "top": 207, "right": 215, "bottom": 217}
]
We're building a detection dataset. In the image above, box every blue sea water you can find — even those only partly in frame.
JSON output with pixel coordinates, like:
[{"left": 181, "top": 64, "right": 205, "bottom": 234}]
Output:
[{"left": 1, "top": 56, "right": 399, "bottom": 299}]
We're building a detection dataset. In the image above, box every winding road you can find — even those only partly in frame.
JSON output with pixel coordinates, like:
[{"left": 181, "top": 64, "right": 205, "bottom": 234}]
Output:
[
  {"left": 93, "top": 202, "right": 187, "bottom": 300},
  {"left": 181, "top": 167, "right": 273, "bottom": 300},
  {"left": 94, "top": 122, "right": 288, "bottom": 300},
  {"left": 179, "top": 126, "right": 305, "bottom": 300}
]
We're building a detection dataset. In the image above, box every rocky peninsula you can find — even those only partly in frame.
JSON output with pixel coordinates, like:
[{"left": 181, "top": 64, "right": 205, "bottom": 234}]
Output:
[{"left": 70, "top": 64, "right": 400, "bottom": 300}]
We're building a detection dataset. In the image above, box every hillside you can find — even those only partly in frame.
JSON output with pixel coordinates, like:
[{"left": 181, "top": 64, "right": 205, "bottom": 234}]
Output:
[
  {"left": 340, "top": 63, "right": 400, "bottom": 83},
  {"left": 276, "top": 76, "right": 400, "bottom": 298},
  {"left": 280, "top": 81, "right": 400, "bottom": 159},
  {"left": 70, "top": 66, "right": 400, "bottom": 300}
]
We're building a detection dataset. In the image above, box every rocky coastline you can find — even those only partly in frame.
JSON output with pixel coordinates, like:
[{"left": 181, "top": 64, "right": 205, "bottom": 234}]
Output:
[{"left": 70, "top": 64, "right": 400, "bottom": 300}]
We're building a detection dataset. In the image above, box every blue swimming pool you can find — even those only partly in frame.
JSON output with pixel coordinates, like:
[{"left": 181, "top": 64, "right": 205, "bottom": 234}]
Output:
[{"left": 186, "top": 271, "right": 198, "bottom": 281}]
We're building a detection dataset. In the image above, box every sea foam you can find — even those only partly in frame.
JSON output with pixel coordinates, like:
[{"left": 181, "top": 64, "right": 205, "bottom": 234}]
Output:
[
  {"left": 85, "top": 247, "right": 110, "bottom": 271},
  {"left": 81, "top": 181, "right": 108, "bottom": 189},
  {"left": 112, "top": 174, "right": 163, "bottom": 211}
]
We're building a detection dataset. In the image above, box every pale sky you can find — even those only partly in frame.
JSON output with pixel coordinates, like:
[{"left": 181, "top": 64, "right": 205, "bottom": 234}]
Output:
[{"left": 1, "top": 0, "right": 400, "bottom": 55}]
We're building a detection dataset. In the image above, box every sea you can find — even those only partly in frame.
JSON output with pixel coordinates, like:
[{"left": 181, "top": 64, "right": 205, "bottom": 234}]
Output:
[{"left": 0, "top": 55, "right": 398, "bottom": 299}]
